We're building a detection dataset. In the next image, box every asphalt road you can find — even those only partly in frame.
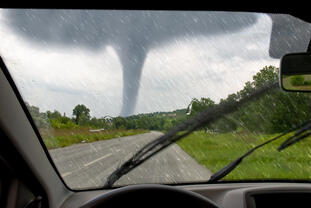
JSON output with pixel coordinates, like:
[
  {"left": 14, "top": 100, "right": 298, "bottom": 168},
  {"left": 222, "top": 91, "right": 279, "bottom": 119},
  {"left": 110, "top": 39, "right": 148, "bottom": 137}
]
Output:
[{"left": 49, "top": 131, "right": 212, "bottom": 189}]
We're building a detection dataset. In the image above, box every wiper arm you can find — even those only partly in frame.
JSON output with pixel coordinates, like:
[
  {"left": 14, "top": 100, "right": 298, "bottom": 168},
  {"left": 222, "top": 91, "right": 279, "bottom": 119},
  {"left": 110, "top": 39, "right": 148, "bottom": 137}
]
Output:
[
  {"left": 208, "top": 132, "right": 288, "bottom": 182},
  {"left": 278, "top": 120, "right": 311, "bottom": 151},
  {"left": 208, "top": 119, "right": 311, "bottom": 182},
  {"left": 103, "top": 82, "right": 278, "bottom": 188}
]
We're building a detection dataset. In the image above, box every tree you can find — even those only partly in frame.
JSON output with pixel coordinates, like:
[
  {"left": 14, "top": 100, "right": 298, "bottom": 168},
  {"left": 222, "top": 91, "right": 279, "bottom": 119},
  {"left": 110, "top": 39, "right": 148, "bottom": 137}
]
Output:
[
  {"left": 234, "top": 65, "right": 311, "bottom": 133},
  {"left": 25, "top": 102, "right": 49, "bottom": 128},
  {"left": 72, "top": 104, "right": 90, "bottom": 125},
  {"left": 186, "top": 65, "right": 311, "bottom": 133},
  {"left": 112, "top": 116, "right": 127, "bottom": 129},
  {"left": 186, "top": 97, "right": 215, "bottom": 132},
  {"left": 187, "top": 97, "right": 215, "bottom": 117},
  {"left": 252, "top": 65, "right": 279, "bottom": 89},
  {"left": 47, "top": 110, "right": 62, "bottom": 120}
]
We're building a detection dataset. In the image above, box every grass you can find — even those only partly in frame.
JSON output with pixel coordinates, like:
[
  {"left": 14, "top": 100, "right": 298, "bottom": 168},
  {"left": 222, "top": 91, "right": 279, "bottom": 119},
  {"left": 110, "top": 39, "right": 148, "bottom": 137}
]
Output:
[
  {"left": 40, "top": 127, "right": 149, "bottom": 149},
  {"left": 177, "top": 130, "right": 311, "bottom": 181},
  {"left": 40, "top": 127, "right": 311, "bottom": 180}
]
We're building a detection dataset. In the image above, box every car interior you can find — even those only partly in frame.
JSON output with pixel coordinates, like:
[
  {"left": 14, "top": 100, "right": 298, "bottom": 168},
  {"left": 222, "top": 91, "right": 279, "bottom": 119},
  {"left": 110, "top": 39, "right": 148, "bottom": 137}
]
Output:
[{"left": 1, "top": 6, "right": 311, "bottom": 208}]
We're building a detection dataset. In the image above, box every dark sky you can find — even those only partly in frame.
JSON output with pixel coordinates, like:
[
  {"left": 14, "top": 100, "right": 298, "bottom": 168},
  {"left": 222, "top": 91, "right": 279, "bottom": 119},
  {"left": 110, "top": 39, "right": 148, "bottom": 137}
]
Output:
[
  {"left": 4, "top": 9, "right": 259, "bottom": 116},
  {"left": 2, "top": 10, "right": 311, "bottom": 116}
]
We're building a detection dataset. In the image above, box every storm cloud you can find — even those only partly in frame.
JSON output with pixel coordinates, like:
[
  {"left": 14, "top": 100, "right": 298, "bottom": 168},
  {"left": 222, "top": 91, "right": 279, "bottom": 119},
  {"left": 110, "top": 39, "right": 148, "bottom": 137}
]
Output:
[{"left": 4, "top": 9, "right": 260, "bottom": 116}]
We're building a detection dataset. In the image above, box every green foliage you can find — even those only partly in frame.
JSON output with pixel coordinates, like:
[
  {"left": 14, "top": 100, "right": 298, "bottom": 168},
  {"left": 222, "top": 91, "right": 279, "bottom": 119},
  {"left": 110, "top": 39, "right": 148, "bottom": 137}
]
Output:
[
  {"left": 187, "top": 97, "right": 215, "bottom": 117},
  {"left": 28, "top": 65, "right": 311, "bottom": 135},
  {"left": 43, "top": 129, "right": 149, "bottom": 149},
  {"left": 112, "top": 116, "right": 127, "bottom": 129},
  {"left": 186, "top": 65, "right": 311, "bottom": 133},
  {"left": 50, "top": 118, "right": 77, "bottom": 129},
  {"left": 252, "top": 66, "right": 279, "bottom": 88},
  {"left": 234, "top": 66, "right": 311, "bottom": 133},
  {"left": 25, "top": 102, "right": 50, "bottom": 128},
  {"left": 108, "top": 109, "right": 187, "bottom": 131},
  {"left": 47, "top": 110, "right": 62, "bottom": 120},
  {"left": 290, "top": 75, "right": 305, "bottom": 86},
  {"left": 45, "top": 109, "right": 77, "bottom": 129},
  {"left": 89, "top": 117, "right": 111, "bottom": 129},
  {"left": 211, "top": 116, "right": 238, "bottom": 133},
  {"left": 163, "top": 119, "right": 174, "bottom": 130},
  {"left": 187, "top": 96, "right": 238, "bottom": 132},
  {"left": 73, "top": 104, "right": 91, "bottom": 125},
  {"left": 27, "top": 98, "right": 188, "bottom": 132}
]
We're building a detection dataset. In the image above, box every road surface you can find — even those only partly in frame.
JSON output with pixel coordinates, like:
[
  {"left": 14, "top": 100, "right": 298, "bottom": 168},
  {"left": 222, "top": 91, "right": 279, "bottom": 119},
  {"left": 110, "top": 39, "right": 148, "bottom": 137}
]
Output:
[{"left": 49, "top": 131, "right": 212, "bottom": 189}]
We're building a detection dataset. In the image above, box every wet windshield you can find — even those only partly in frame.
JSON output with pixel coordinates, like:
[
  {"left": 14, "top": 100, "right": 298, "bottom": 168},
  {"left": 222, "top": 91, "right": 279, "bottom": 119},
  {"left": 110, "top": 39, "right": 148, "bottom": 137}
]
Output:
[{"left": 1, "top": 9, "right": 311, "bottom": 190}]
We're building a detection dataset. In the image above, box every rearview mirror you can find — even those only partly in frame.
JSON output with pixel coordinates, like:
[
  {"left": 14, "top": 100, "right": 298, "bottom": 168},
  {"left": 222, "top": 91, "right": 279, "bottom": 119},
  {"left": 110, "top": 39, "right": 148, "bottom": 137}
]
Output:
[{"left": 280, "top": 53, "right": 311, "bottom": 92}]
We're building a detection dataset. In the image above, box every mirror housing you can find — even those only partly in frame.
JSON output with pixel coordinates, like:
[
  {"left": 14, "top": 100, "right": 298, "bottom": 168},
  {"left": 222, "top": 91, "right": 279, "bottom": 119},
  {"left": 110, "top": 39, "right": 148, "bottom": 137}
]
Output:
[{"left": 280, "top": 52, "right": 311, "bottom": 92}]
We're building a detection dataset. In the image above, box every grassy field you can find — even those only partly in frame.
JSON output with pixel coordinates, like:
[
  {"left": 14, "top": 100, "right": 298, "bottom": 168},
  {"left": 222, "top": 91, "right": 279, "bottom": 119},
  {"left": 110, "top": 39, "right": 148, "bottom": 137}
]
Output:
[
  {"left": 40, "top": 127, "right": 311, "bottom": 180},
  {"left": 40, "top": 128, "right": 149, "bottom": 149},
  {"left": 177, "top": 130, "right": 311, "bottom": 180}
]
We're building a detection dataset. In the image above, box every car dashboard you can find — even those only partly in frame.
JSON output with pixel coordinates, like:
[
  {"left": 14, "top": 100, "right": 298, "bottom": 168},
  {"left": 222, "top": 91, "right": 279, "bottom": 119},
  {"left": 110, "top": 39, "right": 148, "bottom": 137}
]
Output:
[
  {"left": 186, "top": 182, "right": 311, "bottom": 208},
  {"left": 58, "top": 182, "right": 311, "bottom": 208}
]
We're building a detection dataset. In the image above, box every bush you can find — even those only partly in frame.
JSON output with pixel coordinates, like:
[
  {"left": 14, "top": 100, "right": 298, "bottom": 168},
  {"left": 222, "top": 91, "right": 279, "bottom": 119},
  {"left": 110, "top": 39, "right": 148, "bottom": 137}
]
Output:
[
  {"left": 290, "top": 75, "right": 305, "bottom": 86},
  {"left": 50, "top": 119, "right": 77, "bottom": 129}
]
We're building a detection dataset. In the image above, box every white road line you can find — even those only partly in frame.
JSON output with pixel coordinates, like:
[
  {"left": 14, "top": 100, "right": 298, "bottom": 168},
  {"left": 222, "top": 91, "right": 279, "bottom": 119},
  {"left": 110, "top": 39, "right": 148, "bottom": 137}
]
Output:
[{"left": 84, "top": 153, "right": 112, "bottom": 167}]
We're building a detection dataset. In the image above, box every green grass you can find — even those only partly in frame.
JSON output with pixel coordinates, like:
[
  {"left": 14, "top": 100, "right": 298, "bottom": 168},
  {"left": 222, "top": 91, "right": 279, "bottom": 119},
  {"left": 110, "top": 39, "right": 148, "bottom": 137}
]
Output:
[
  {"left": 177, "top": 130, "right": 311, "bottom": 181},
  {"left": 40, "top": 128, "right": 149, "bottom": 149}
]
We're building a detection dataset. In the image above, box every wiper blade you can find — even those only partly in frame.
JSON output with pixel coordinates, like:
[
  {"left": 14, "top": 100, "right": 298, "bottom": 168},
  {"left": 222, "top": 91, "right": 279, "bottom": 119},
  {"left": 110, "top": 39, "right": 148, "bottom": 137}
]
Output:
[
  {"left": 208, "top": 119, "right": 311, "bottom": 183},
  {"left": 278, "top": 120, "right": 311, "bottom": 151},
  {"left": 103, "top": 82, "right": 278, "bottom": 188},
  {"left": 208, "top": 132, "right": 288, "bottom": 183}
]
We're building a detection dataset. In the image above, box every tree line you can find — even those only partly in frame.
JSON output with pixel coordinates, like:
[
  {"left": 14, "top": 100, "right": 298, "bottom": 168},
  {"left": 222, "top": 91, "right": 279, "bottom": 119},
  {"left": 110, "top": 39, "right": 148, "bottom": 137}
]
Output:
[
  {"left": 27, "top": 65, "right": 311, "bottom": 133},
  {"left": 187, "top": 66, "right": 311, "bottom": 133},
  {"left": 26, "top": 102, "right": 187, "bottom": 131}
]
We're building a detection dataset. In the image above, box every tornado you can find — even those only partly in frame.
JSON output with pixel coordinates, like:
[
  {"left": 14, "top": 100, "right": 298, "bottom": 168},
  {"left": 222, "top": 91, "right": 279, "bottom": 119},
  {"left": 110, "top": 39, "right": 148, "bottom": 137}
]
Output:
[
  {"left": 116, "top": 42, "right": 147, "bottom": 117},
  {"left": 3, "top": 9, "right": 263, "bottom": 117}
]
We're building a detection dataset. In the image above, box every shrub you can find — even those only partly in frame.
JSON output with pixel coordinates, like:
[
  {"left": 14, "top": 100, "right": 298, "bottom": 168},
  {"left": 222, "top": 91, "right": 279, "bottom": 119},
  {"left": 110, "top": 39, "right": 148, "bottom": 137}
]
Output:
[
  {"left": 290, "top": 75, "right": 305, "bottom": 86},
  {"left": 50, "top": 118, "right": 77, "bottom": 129}
]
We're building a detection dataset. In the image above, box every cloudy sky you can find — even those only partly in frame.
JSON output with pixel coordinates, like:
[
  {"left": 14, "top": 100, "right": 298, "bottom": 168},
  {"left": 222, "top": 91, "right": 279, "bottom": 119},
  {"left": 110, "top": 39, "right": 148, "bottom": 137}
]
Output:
[{"left": 0, "top": 10, "right": 279, "bottom": 118}]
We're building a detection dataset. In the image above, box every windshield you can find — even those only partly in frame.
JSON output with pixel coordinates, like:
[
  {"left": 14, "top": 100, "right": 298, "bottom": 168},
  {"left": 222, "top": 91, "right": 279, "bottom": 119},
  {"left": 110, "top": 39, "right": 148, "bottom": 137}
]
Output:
[{"left": 1, "top": 9, "right": 311, "bottom": 190}]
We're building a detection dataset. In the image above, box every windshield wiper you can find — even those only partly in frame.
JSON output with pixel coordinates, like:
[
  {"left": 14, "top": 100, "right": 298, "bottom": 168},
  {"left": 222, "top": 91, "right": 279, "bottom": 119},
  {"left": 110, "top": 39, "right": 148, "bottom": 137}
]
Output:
[
  {"left": 208, "top": 119, "right": 311, "bottom": 182},
  {"left": 278, "top": 120, "right": 311, "bottom": 151},
  {"left": 103, "top": 82, "right": 278, "bottom": 188},
  {"left": 208, "top": 132, "right": 288, "bottom": 182}
]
